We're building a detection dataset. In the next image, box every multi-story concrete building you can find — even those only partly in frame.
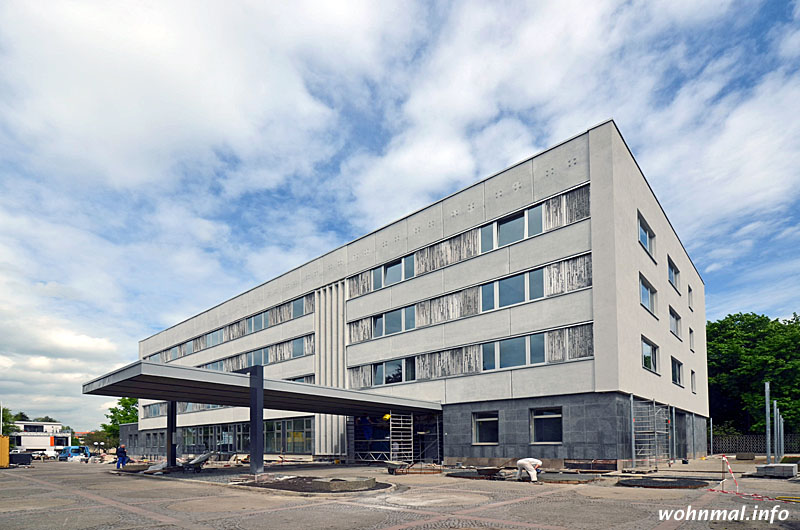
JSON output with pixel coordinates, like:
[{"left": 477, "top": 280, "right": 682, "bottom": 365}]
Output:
[
  {"left": 10, "top": 421, "right": 72, "bottom": 454},
  {"left": 126, "top": 120, "right": 707, "bottom": 468}
]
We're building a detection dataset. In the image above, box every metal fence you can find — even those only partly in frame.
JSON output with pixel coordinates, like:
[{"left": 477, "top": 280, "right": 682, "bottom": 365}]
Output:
[{"left": 712, "top": 433, "right": 800, "bottom": 455}]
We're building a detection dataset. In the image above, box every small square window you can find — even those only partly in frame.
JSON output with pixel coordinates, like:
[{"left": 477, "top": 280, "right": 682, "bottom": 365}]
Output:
[
  {"left": 640, "top": 276, "right": 656, "bottom": 314},
  {"left": 384, "top": 260, "right": 402, "bottom": 286},
  {"left": 292, "top": 298, "right": 305, "bottom": 318},
  {"left": 472, "top": 411, "right": 499, "bottom": 444},
  {"left": 668, "top": 257, "right": 680, "bottom": 290},
  {"left": 529, "top": 268, "right": 544, "bottom": 300},
  {"left": 531, "top": 408, "right": 562, "bottom": 443},
  {"left": 528, "top": 204, "right": 543, "bottom": 236},
  {"left": 372, "top": 267, "right": 383, "bottom": 290},
  {"left": 638, "top": 214, "right": 655, "bottom": 255},
  {"left": 671, "top": 357, "right": 683, "bottom": 386},
  {"left": 480, "top": 224, "right": 494, "bottom": 253},
  {"left": 384, "top": 309, "right": 403, "bottom": 335},
  {"left": 404, "top": 306, "right": 415, "bottom": 330},
  {"left": 498, "top": 274, "right": 525, "bottom": 307},
  {"left": 403, "top": 255, "right": 415, "bottom": 280},
  {"left": 482, "top": 343, "right": 496, "bottom": 370},
  {"left": 405, "top": 357, "right": 416, "bottom": 381},
  {"left": 642, "top": 337, "right": 658, "bottom": 372},
  {"left": 498, "top": 212, "right": 525, "bottom": 247},
  {"left": 481, "top": 283, "right": 495, "bottom": 312},
  {"left": 499, "top": 336, "right": 526, "bottom": 368},
  {"left": 292, "top": 337, "right": 305, "bottom": 358},
  {"left": 669, "top": 307, "right": 681, "bottom": 338},
  {"left": 530, "top": 333, "right": 545, "bottom": 364}
]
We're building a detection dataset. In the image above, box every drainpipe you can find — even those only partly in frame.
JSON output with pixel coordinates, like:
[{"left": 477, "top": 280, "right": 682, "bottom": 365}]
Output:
[{"left": 630, "top": 394, "right": 635, "bottom": 469}]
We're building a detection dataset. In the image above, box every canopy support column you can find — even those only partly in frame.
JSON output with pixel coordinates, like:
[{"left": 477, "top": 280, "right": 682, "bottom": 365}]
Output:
[
  {"left": 166, "top": 400, "right": 177, "bottom": 467},
  {"left": 250, "top": 365, "right": 264, "bottom": 475}
]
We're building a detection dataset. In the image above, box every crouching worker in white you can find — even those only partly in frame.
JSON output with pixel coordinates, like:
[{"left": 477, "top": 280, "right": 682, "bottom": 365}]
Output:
[{"left": 515, "top": 458, "right": 542, "bottom": 482}]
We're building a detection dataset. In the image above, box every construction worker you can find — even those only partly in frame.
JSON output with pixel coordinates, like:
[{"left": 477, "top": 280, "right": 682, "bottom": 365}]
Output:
[{"left": 515, "top": 457, "right": 542, "bottom": 482}]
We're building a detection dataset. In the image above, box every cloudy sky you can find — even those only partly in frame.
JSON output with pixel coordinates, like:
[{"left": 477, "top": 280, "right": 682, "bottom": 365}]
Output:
[{"left": 1, "top": 1, "right": 799, "bottom": 430}]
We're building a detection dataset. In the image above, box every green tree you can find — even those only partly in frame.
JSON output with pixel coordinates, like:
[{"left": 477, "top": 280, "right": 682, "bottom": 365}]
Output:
[
  {"left": 707, "top": 313, "right": 800, "bottom": 434},
  {"left": 101, "top": 397, "right": 138, "bottom": 444},
  {"left": 2, "top": 406, "right": 20, "bottom": 437},
  {"left": 33, "top": 416, "right": 58, "bottom": 422},
  {"left": 12, "top": 411, "right": 29, "bottom": 422}
]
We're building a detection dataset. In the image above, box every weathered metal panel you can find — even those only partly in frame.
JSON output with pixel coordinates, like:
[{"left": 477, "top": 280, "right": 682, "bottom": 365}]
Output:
[
  {"left": 417, "top": 348, "right": 464, "bottom": 380},
  {"left": 304, "top": 334, "right": 315, "bottom": 356},
  {"left": 269, "top": 302, "right": 292, "bottom": 326},
  {"left": 415, "top": 299, "right": 432, "bottom": 328},
  {"left": 567, "top": 323, "right": 594, "bottom": 359},
  {"left": 462, "top": 344, "right": 481, "bottom": 375},
  {"left": 346, "top": 271, "right": 372, "bottom": 299},
  {"left": 304, "top": 293, "right": 315, "bottom": 314},
  {"left": 269, "top": 340, "right": 293, "bottom": 363},
  {"left": 425, "top": 286, "right": 480, "bottom": 326},
  {"left": 546, "top": 328, "right": 566, "bottom": 363},
  {"left": 565, "top": 185, "right": 590, "bottom": 224},
  {"left": 223, "top": 352, "right": 246, "bottom": 372},
  {"left": 348, "top": 317, "right": 373, "bottom": 344},
  {"left": 348, "top": 365, "right": 373, "bottom": 389},
  {"left": 543, "top": 195, "right": 564, "bottom": 231},
  {"left": 226, "top": 319, "right": 246, "bottom": 342},
  {"left": 414, "top": 229, "right": 479, "bottom": 274},
  {"left": 544, "top": 260, "right": 566, "bottom": 296},
  {"left": 565, "top": 254, "right": 592, "bottom": 291}
]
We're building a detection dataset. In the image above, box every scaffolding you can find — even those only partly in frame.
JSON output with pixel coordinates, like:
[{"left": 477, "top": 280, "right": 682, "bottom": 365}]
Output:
[
  {"left": 389, "top": 413, "right": 414, "bottom": 462},
  {"left": 631, "top": 397, "right": 670, "bottom": 470}
]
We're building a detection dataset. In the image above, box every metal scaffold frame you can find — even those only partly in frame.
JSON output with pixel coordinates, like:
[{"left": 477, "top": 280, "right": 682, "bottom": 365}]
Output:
[{"left": 630, "top": 396, "right": 670, "bottom": 470}]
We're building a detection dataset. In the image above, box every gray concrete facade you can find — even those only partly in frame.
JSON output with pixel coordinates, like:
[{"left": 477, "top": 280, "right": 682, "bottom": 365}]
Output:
[{"left": 129, "top": 120, "right": 708, "bottom": 465}]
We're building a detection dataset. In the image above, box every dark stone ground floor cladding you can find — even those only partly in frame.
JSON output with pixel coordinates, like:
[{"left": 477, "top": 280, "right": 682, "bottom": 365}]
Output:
[
  {"left": 442, "top": 391, "right": 707, "bottom": 465},
  {"left": 442, "top": 392, "right": 632, "bottom": 464}
]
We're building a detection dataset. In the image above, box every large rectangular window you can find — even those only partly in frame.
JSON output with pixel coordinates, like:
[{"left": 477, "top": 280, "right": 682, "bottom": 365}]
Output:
[
  {"left": 373, "top": 363, "right": 384, "bottom": 386},
  {"left": 482, "top": 343, "right": 495, "bottom": 370},
  {"left": 384, "top": 359, "right": 403, "bottom": 384},
  {"left": 638, "top": 214, "right": 655, "bottom": 255},
  {"left": 530, "top": 333, "right": 545, "bottom": 364},
  {"left": 498, "top": 212, "right": 525, "bottom": 247},
  {"left": 481, "top": 283, "right": 495, "bottom": 312},
  {"left": 292, "top": 298, "right": 305, "bottom": 318},
  {"left": 403, "top": 255, "right": 415, "bottom": 280},
  {"left": 480, "top": 224, "right": 494, "bottom": 253},
  {"left": 384, "top": 259, "right": 402, "bottom": 286},
  {"left": 671, "top": 357, "right": 683, "bottom": 386},
  {"left": 499, "top": 336, "right": 526, "bottom": 368},
  {"left": 404, "top": 306, "right": 416, "bottom": 330},
  {"left": 528, "top": 204, "right": 543, "bottom": 236},
  {"left": 384, "top": 309, "right": 403, "bottom": 335},
  {"left": 472, "top": 411, "right": 499, "bottom": 444},
  {"left": 206, "top": 329, "right": 224, "bottom": 348},
  {"left": 246, "top": 313, "right": 265, "bottom": 334},
  {"left": 642, "top": 337, "right": 658, "bottom": 373},
  {"left": 498, "top": 274, "right": 525, "bottom": 307},
  {"left": 405, "top": 357, "right": 416, "bottom": 381},
  {"left": 529, "top": 268, "right": 544, "bottom": 300},
  {"left": 292, "top": 337, "right": 305, "bottom": 358},
  {"left": 372, "top": 267, "right": 383, "bottom": 290},
  {"left": 668, "top": 257, "right": 680, "bottom": 290},
  {"left": 640, "top": 276, "right": 656, "bottom": 314},
  {"left": 669, "top": 307, "right": 681, "bottom": 338},
  {"left": 531, "top": 408, "right": 562, "bottom": 444},
  {"left": 373, "top": 314, "right": 384, "bottom": 337},
  {"left": 183, "top": 340, "right": 194, "bottom": 356}
]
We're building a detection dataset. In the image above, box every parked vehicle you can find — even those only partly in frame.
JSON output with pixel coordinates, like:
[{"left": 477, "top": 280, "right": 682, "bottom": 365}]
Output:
[{"left": 58, "top": 446, "right": 91, "bottom": 461}]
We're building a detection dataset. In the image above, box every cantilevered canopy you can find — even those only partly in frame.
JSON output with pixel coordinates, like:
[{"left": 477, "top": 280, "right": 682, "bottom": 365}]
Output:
[{"left": 83, "top": 361, "right": 441, "bottom": 417}]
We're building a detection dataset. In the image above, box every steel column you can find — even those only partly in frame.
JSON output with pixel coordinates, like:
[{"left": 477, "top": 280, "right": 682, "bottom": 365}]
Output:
[
  {"left": 250, "top": 365, "right": 264, "bottom": 475},
  {"left": 166, "top": 400, "right": 177, "bottom": 467},
  {"left": 630, "top": 394, "right": 635, "bottom": 468},
  {"left": 765, "top": 382, "right": 771, "bottom": 463}
]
